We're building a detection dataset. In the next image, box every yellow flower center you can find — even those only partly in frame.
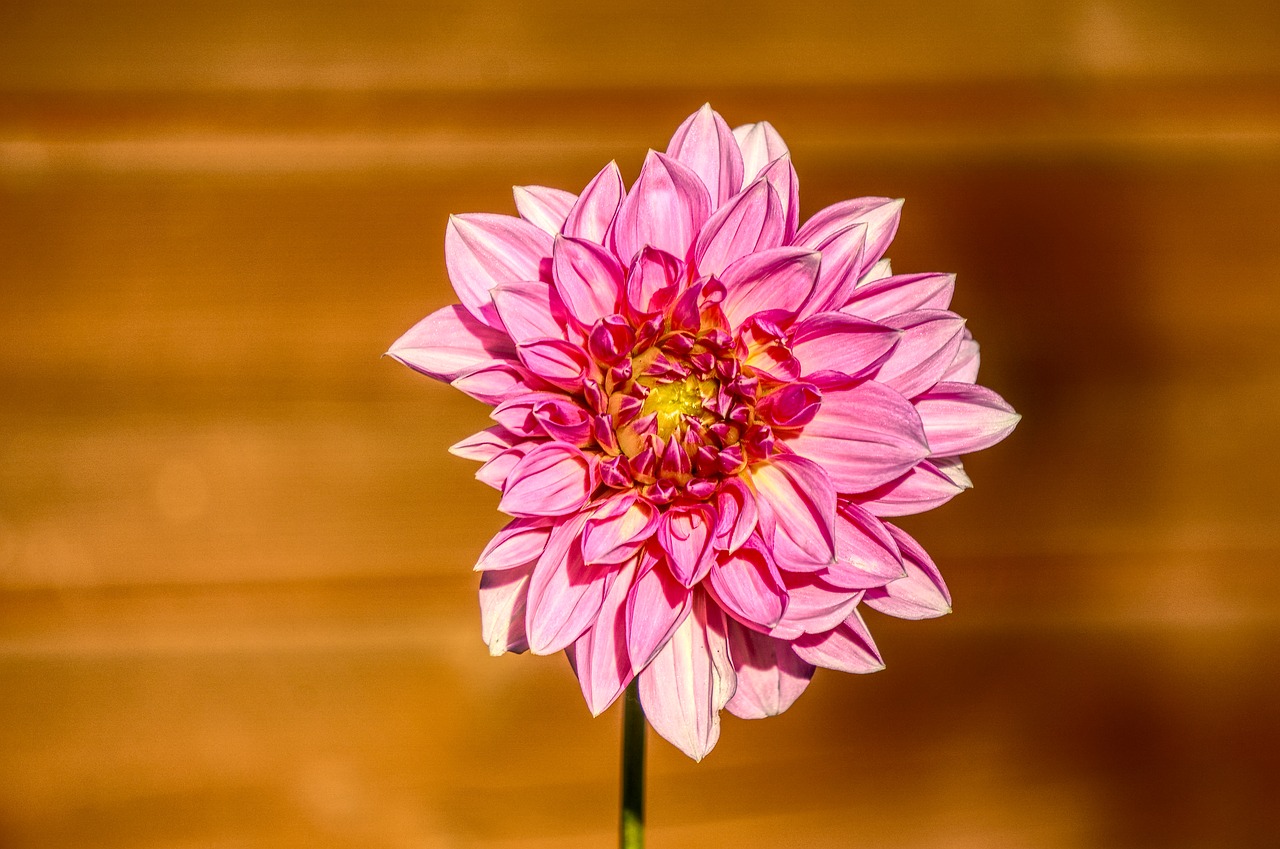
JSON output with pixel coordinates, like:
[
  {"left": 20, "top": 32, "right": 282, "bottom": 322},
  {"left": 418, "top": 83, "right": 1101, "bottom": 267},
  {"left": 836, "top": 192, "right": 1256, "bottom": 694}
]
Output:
[{"left": 641, "top": 376, "right": 716, "bottom": 439}]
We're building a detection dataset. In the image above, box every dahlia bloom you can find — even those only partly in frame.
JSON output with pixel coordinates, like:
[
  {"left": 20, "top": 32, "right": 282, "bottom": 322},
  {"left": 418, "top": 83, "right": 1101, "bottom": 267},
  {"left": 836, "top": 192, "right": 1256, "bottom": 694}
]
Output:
[{"left": 390, "top": 105, "right": 1018, "bottom": 760}]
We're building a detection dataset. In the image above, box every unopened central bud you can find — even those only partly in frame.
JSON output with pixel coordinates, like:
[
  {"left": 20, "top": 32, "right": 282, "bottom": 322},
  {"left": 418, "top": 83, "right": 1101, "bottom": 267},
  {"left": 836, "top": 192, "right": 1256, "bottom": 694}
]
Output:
[{"left": 642, "top": 376, "right": 714, "bottom": 439}]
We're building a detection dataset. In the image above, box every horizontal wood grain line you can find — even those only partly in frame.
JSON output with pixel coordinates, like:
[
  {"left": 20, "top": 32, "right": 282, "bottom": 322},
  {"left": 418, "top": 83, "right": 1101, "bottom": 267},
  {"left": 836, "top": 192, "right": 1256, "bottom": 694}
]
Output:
[
  {"left": 2, "top": 83, "right": 1277, "bottom": 172},
  {"left": 1, "top": 552, "right": 1276, "bottom": 657}
]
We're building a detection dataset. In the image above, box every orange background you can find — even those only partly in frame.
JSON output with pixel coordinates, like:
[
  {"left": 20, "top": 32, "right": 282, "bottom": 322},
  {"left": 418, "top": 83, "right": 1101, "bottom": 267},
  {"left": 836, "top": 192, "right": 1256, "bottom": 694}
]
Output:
[{"left": 2, "top": 2, "right": 1279, "bottom": 847}]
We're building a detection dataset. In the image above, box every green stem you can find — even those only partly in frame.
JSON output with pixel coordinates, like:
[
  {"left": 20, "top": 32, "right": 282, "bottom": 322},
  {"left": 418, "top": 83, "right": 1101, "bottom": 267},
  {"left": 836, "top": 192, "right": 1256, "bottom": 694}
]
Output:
[{"left": 620, "top": 679, "right": 646, "bottom": 849}]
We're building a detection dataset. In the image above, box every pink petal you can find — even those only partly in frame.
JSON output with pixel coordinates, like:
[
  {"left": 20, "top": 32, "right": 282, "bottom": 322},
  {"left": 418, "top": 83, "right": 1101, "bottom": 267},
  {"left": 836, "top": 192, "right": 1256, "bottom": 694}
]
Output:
[
  {"left": 874, "top": 310, "right": 968, "bottom": 399},
  {"left": 513, "top": 185, "right": 577, "bottom": 234},
  {"left": 693, "top": 178, "right": 785, "bottom": 277},
  {"left": 707, "top": 541, "right": 788, "bottom": 630},
  {"left": 525, "top": 516, "right": 613, "bottom": 654},
  {"left": 825, "top": 503, "right": 905, "bottom": 589},
  {"left": 657, "top": 503, "right": 717, "bottom": 587},
  {"left": 799, "top": 222, "right": 868, "bottom": 318},
  {"left": 491, "top": 280, "right": 567, "bottom": 345},
  {"left": 451, "top": 362, "right": 531, "bottom": 405},
  {"left": 666, "top": 104, "right": 746, "bottom": 209},
  {"left": 387, "top": 304, "right": 517, "bottom": 382},
  {"left": 564, "top": 161, "right": 625, "bottom": 244},
  {"left": 792, "top": 609, "right": 884, "bottom": 673},
  {"left": 475, "top": 445, "right": 529, "bottom": 490},
  {"left": 491, "top": 391, "right": 577, "bottom": 438},
  {"left": 790, "top": 312, "right": 901, "bottom": 377},
  {"left": 475, "top": 517, "right": 553, "bottom": 572},
  {"left": 612, "top": 150, "right": 711, "bottom": 265},
  {"left": 856, "top": 459, "right": 970, "bottom": 517},
  {"left": 842, "top": 272, "right": 955, "bottom": 320},
  {"left": 515, "top": 338, "right": 594, "bottom": 391},
  {"left": 498, "top": 443, "right": 597, "bottom": 517},
  {"left": 864, "top": 524, "right": 952, "bottom": 619},
  {"left": 713, "top": 476, "right": 758, "bottom": 553},
  {"left": 732, "top": 122, "right": 789, "bottom": 181},
  {"left": 756, "top": 382, "right": 822, "bottom": 429},
  {"left": 479, "top": 561, "right": 534, "bottom": 656},
  {"left": 583, "top": 493, "right": 660, "bottom": 564},
  {"left": 626, "top": 553, "right": 693, "bottom": 670},
  {"left": 637, "top": 592, "right": 735, "bottom": 761},
  {"left": 720, "top": 247, "right": 820, "bottom": 328},
  {"left": 567, "top": 555, "right": 638, "bottom": 716},
  {"left": 445, "top": 213, "right": 552, "bottom": 327},
  {"left": 625, "top": 247, "right": 684, "bottom": 317},
  {"left": 942, "top": 331, "right": 981, "bottom": 383},
  {"left": 552, "top": 235, "right": 624, "bottom": 327},
  {"left": 757, "top": 155, "right": 800, "bottom": 241},
  {"left": 723, "top": 622, "right": 814, "bottom": 719},
  {"left": 914, "top": 382, "right": 1020, "bottom": 455},
  {"left": 794, "top": 197, "right": 903, "bottom": 278},
  {"left": 750, "top": 454, "right": 837, "bottom": 568},
  {"left": 771, "top": 573, "right": 863, "bottom": 639},
  {"left": 786, "top": 380, "right": 930, "bottom": 492},
  {"left": 449, "top": 425, "right": 517, "bottom": 463}
]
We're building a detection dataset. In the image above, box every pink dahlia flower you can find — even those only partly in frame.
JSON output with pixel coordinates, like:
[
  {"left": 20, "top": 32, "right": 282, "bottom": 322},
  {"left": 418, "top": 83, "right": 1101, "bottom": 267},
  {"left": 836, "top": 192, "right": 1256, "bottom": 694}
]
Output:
[{"left": 390, "top": 105, "right": 1019, "bottom": 760}]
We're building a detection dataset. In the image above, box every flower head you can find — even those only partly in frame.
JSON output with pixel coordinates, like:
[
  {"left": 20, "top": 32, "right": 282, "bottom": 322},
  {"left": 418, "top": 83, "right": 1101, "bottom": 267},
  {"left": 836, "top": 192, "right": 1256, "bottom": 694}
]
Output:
[{"left": 390, "top": 105, "right": 1019, "bottom": 760}]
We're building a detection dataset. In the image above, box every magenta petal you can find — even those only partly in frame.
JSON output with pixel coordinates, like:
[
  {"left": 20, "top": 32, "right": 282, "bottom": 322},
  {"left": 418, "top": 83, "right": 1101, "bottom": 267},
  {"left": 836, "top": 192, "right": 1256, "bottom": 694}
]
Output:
[
  {"left": 874, "top": 310, "right": 968, "bottom": 399},
  {"left": 864, "top": 524, "right": 952, "bottom": 619},
  {"left": 479, "top": 561, "right": 534, "bottom": 655},
  {"left": 514, "top": 185, "right": 576, "bottom": 235},
  {"left": 790, "top": 312, "right": 901, "bottom": 377},
  {"left": 771, "top": 573, "right": 863, "bottom": 639},
  {"left": 475, "top": 517, "right": 553, "bottom": 572},
  {"left": 387, "top": 304, "right": 517, "bottom": 382},
  {"left": 567, "top": 555, "right": 638, "bottom": 716},
  {"left": 794, "top": 197, "right": 903, "bottom": 277},
  {"left": 750, "top": 454, "right": 837, "bottom": 567},
  {"left": 693, "top": 179, "right": 784, "bottom": 277},
  {"left": 723, "top": 622, "right": 814, "bottom": 719},
  {"left": 583, "top": 493, "right": 659, "bottom": 564},
  {"left": 637, "top": 592, "right": 735, "bottom": 761},
  {"left": 793, "top": 610, "right": 884, "bottom": 673},
  {"left": 445, "top": 213, "right": 552, "bottom": 326},
  {"left": 842, "top": 272, "right": 955, "bottom": 320},
  {"left": 826, "top": 504, "right": 905, "bottom": 589},
  {"left": 733, "top": 121, "right": 789, "bottom": 182},
  {"left": 491, "top": 281, "right": 566, "bottom": 345},
  {"left": 498, "top": 443, "right": 597, "bottom": 517},
  {"left": 666, "top": 104, "right": 746, "bottom": 209},
  {"left": 787, "top": 380, "right": 930, "bottom": 492},
  {"left": 914, "top": 382, "right": 1020, "bottom": 455},
  {"left": 720, "top": 246, "right": 820, "bottom": 328},
  {"left": 856, "top": 459, "right": 969, "bottom": 517},
  {"left": 612, "top": 150, "right": 712, "bottom": 265},
  {"left": 552, "top": 235, "right": 624, "bottom": 327},
  {"left": 707, "top": 542, "right": 788, "bottom": 630},
  {"left": 657, "top": 504, "right": 717, "bottom": 587},
  {"left": 564, "top": 161, "right": 625, "bottom": 244},
  {"left": 449, "top": 425, "right": 517, "bottom": 463},
  {"left": 626, "top": 555, "right": 693, "bottom": 670}
]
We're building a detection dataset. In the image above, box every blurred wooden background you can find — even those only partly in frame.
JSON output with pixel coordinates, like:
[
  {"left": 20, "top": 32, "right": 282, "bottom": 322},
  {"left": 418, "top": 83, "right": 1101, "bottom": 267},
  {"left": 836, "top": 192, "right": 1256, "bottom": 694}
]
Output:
[{"left": 2, "top": 2, "right": 1278, "bottom": 847}]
